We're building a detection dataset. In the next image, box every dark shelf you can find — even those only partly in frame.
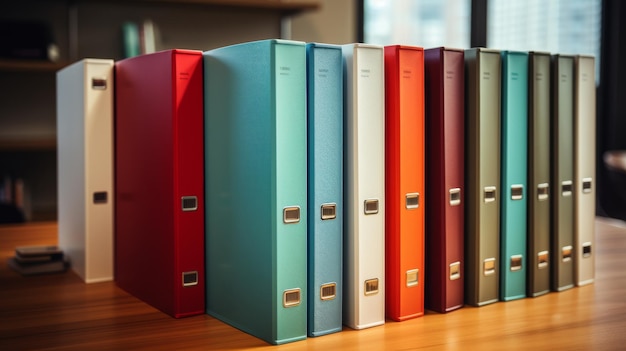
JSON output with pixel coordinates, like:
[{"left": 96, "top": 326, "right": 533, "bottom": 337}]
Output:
[
  {"left": 0, "top": 60, "right": 68, "bottom": 73},
  {"left": 81, "top": 0, "right": 320, "bottom": 15}
]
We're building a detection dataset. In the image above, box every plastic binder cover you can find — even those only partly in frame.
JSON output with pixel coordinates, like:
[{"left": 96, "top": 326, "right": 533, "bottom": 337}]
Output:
[
  {"left": 306, "top": 42, "right": 344, "bottom": 337},
  {"left": 465, "top": 48, "right": 501, "bottom": 307},
  {"left": 57, "top": 58, "right": 114, "bottom": 284},
  {"left": 342, "top": 43, "right": 386, "bottom": 329},
  {"left": 204, "top": 40, "right": 307, "bottom": 344},
  {"left": 384, "top": 45, "right": 425, "bottom": 321},
  {"left": 528, "top": 51, "right": 551, "bottom": 297},
  {"left": 424, "top": 47, "right": 465, "bottom": 313},
  {"left": 499, "top": 51, "right": 528, "bottom": 301},
  {"left": 551, "top": 54, "right": 575, "bottom": 291},
  {"left": 574, "top": 55, "right": 596, "bottom": 286},
  {"left": 115, "top": 49, "right": 205, "bottom": 318}
]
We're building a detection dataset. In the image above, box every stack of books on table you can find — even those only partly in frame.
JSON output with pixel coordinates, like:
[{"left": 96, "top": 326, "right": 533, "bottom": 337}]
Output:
[{"left": 8, "top": 246, "right": 69, "bottom": 275}]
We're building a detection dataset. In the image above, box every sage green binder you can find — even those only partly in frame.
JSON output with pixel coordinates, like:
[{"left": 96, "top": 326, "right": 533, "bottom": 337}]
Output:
[
  {"left": 499, "top": 51, "right": 528, "bottom": 301},
  {"left": 465, "top": 48, "right": 501, "bottom": 306},
  {"left": 528, "top": 51, "right": 551, "bottom": 297},
  {"left": 551, "top": 54, "right": 575, "bottom": 292},
  {"left": 574, "top": 55, "right": 596, "bottom": 287}
]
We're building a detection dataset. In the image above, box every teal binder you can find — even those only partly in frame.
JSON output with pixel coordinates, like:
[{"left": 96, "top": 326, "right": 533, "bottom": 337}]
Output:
[
  {"left": 204, "top": 40, "right": 307, "bottom": 345},
  {"left": 306, "top": 43, "right": 343, "bottom": 337},
  {"left": 528, "top": 51, "right": 551, "bottom": 297},
  {"left": 551, "top": 54, "right": 575, "bottom": 292},
  {"left": 499, "top": 51, "right": 528, "bottom": 301}
]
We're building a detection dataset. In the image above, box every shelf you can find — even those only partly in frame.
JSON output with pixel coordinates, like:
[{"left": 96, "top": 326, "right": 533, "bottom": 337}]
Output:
[
  {"left": 0, "top": 138, "right": 56, "bottom": 151},
  {"left": 0, "top": 59, "right": 68, "bottom": 73},
  {"left": 81, "top": 0, "right": 320, "bottom": 15}
]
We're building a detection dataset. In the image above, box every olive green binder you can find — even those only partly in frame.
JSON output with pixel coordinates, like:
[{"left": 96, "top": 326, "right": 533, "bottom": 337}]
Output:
[
  {"left": 550, "top": 54, "right": 575, "bottom": 292},
  {"left": 528, "top": 51, "right": 551, "bottom": 297},
  {"left": 465, "top": 48, "right": 501, "bottom": 306}
]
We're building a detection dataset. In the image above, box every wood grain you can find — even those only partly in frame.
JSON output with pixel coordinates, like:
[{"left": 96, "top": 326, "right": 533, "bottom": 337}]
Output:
[{"left": 1, "top": 218, "right": 625, "bottom": 349}]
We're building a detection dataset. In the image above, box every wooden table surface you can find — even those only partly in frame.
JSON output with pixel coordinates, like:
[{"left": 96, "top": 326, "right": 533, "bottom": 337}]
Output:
[{"left": 1, "top": 218, "right": 625, "bottom": 350}]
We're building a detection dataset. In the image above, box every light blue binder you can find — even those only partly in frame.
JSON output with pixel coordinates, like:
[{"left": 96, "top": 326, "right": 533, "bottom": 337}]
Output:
[
  {"left": 204, "top": 39, "right": 307, "bottom": 345},
  {"left": 306, "top": 43, "right": 343, "bottom": 337},
  {"left": 499, "top": 51, "right": 528, "bottom": 301}
]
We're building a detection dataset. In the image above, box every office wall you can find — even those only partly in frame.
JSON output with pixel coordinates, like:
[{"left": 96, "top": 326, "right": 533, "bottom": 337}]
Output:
[{"left": 291, "top": 0, "right": 357, "bottom": 44}]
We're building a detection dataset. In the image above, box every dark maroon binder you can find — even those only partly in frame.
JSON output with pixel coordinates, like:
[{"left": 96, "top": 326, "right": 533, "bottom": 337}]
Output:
[
  {"left": 115, "top": 49, "right": 205, "bottom": 318},
  {"left": 424, "top": 47, "right": 465, "bottom": 313}
]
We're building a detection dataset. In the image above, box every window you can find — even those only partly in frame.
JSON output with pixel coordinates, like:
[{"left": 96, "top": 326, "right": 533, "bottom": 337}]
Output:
[
  {"left": 488, "top": 0, "right": 602, "bottom": 82},
  {"left": 363, "top": 0, "right": 471, "bottom": 48}
]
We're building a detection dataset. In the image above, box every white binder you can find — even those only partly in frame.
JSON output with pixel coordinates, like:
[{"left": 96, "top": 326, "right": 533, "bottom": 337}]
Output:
[
  {"left": 574, "top": 55, "right": 596, "bottom": 286},
  {"left": 57, "top": 59, "right": 114, "bottom": 283},
  {"left": 342, "top": 43, "right": 385, "bottom": 329}
]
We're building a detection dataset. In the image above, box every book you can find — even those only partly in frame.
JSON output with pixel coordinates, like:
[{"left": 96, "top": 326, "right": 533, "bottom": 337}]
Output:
[
  {"left": 499, "top": 51, "right": 529, "bottom": 301},
  {"left": 384, "top": 45, "right": 425, "bottom": 321},
  {"left": 527, "top": 51, "right": 551, "bottom": 297},
  {"left": 115, "top": 49, "right": 205, "bottom": 318},
  {"left": 204, "top": 39, "right": 308, "bottom": 344},
  {"left": 342, "top": 43, "right": 386, "bottom": 329},
  {"left": 551, "top": 54, "right": 576, "bottom": 291},
  {"left": 464, "top": 48, "right": 501, "bottom": 307},
  {"left": 306, "top": 42, "right": 344, "bottom": 337},
  {"left": 8, "top": 256, "right": 69, "bottom": 276},
  {"left": 122, "top": 22, "right": 140, "bottom": 58},
  {"left": 57, "top": 58, "right": 114, "bottom": 283},
  {"left": 574, "top": 55, "right": 596, "bottom": 286},
  {"left": 15, "top": 245, "right": 63, "bottom": 263},
  {"left": 424, "top": 47, "right": 465, "bottom": 313}
]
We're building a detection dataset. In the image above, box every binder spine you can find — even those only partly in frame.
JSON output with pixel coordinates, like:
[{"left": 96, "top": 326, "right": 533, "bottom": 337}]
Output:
[
  {"left": 205, "top": 40, "right": 307, "bottom": 344},
  {"left": 528, "top": 52, "right": 552, "bottom": 297},
  {"left": 465, "top": 48, "right": 501, "bottom": 306},
  {"left": 273, "top": 41, "right": 308, "bottom": 343},
  {"left": 425, "top": 48, "right": 465, "bottom": 313},
  {"left": 342, "top": 44, "right": 386, "bottom": 329},
  {"left": 574, "top": 55, "right": 596, "bottom": 286},
  {"left": 306, "top": 43, "right": 343, "bottom": 337},
  {"left": 172, "top": 51, "right": 205, "bottom": 317},
  {"left": 499, "top": 51, "right": 528, "bottom": 301},
  {"left": 57, "top": 59, "right": 114, "bottom": 284},
  {"left": 384, "top": 45, "right": 425, "bottom": 321},
  {"left": 551, "top": 55, "right": 575, "bottom": 291}
]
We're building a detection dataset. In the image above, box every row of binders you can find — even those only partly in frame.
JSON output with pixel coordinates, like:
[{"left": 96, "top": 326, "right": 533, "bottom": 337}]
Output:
[{"left": 55, "top": 40, "right": 596, "bottom": 345}]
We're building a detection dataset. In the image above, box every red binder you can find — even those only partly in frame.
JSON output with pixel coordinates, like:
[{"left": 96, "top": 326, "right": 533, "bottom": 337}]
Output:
[
  {"left": 424, "top": 47, "right": 465, "bottom": 313},
  {"left": 384, "top": 45, "right": 425, "bottom": 321},
  {"left": 115, "top": 49, "right": 205, "bottom": 318}
]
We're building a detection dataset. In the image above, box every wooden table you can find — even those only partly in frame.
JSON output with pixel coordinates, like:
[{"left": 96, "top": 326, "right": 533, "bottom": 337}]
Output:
[{"left": 1, "top": 218, "right": 625, "bottom": 350}]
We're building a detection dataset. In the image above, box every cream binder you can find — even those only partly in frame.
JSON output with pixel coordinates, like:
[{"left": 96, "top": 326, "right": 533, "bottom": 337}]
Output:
[
  {"left": 342, "top": 43, "right": 385, "bottom": 329},
  {"left": 57, "top": 59, "right": 114, "bottom": 283},
  {"left": 574, "top": 55, "right": 596, "bottom": 286}
]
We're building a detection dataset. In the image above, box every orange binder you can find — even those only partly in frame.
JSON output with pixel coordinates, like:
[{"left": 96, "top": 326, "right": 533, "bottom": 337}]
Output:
[{"left": 384, "top": 45, "right": 425, "bottom": 321}]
